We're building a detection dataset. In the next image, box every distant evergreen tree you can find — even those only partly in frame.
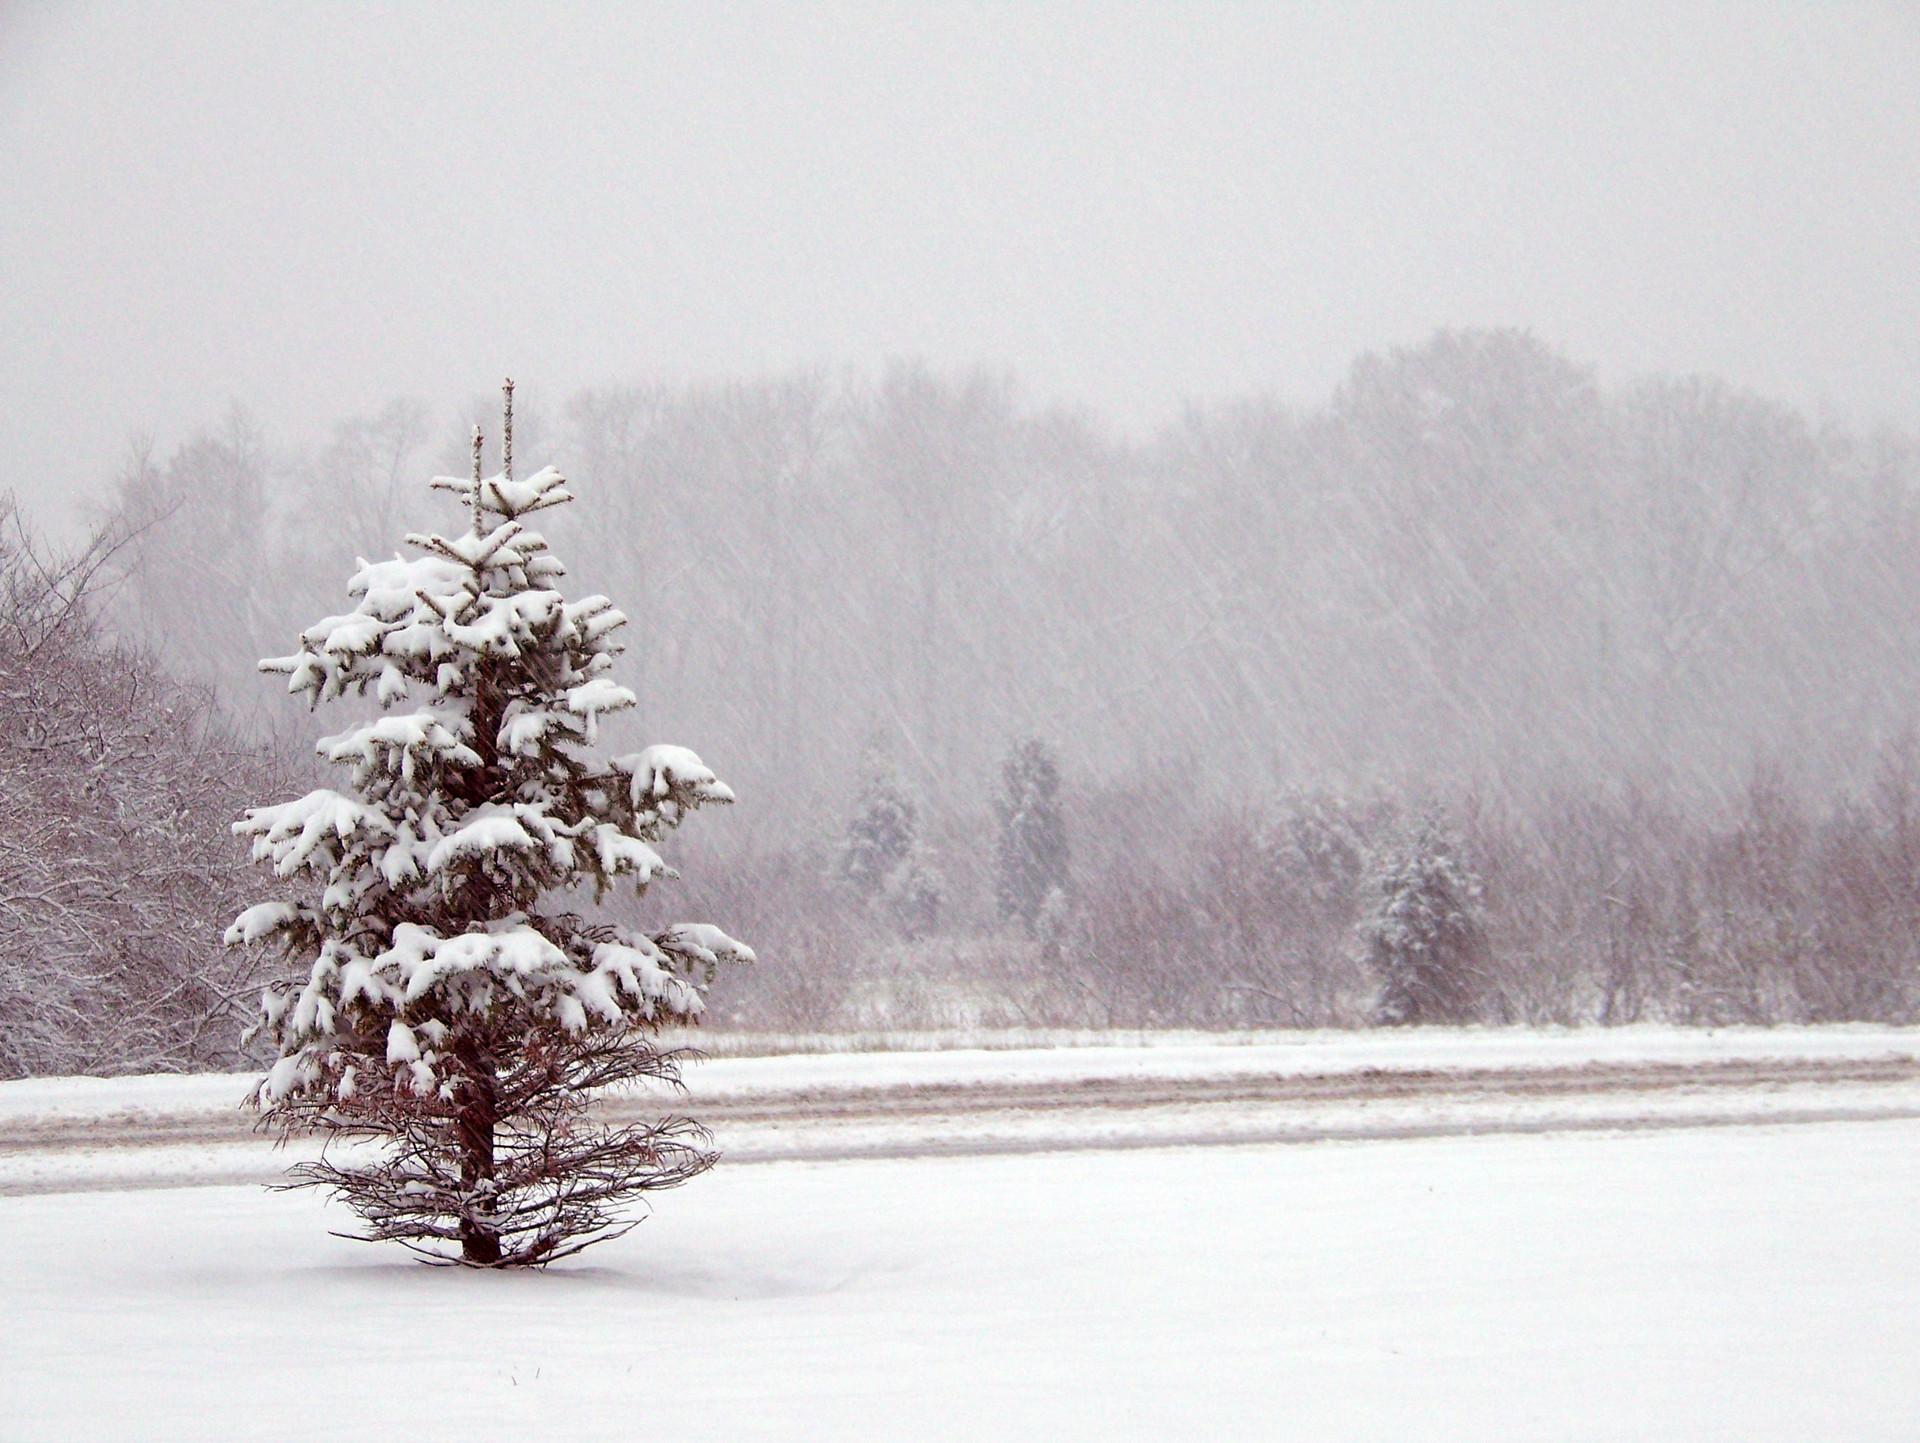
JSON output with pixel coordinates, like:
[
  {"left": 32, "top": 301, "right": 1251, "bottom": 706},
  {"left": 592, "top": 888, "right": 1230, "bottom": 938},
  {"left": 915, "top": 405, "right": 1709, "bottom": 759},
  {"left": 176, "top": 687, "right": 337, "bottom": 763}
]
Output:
[
  {"left": 1261, "top": 788, "right": 1367, "bottom": 930},
  {"left": 842, "top": 740, "right": 942, "bottom": 938},
  {"left": 994, "top": 737, "right": 1069, "bottom": 936},
  {"left": 1360, "top": 813, "right": 1488, "bottom": 1025},
  {"left": 842, "top": 743, "right": 913, "bottom": 900}
]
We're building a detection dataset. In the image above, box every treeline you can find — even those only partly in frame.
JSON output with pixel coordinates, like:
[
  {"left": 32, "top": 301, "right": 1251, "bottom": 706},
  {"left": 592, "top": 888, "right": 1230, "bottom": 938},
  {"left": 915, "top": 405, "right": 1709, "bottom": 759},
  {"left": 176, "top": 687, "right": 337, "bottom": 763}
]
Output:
[
  {"left": 669, "top": 736, "right": 1920, "bottom": 1032},
  {"left": 107, "top": 331, "right": 1920, "bottom": 832},
  {"left": 5, "top": 327, "right": 1917, "bottom": 1074}
]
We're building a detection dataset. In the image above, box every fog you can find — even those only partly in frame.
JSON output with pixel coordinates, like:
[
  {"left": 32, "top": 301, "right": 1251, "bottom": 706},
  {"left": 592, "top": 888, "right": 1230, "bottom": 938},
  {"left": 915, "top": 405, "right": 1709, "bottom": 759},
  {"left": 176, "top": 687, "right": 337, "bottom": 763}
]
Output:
[
  {"left": 6, "top": 3, "right": 1920, "bottom": 1058},
  {"left": 4, "top": 1, "right": 1917, "bottom": 532}
]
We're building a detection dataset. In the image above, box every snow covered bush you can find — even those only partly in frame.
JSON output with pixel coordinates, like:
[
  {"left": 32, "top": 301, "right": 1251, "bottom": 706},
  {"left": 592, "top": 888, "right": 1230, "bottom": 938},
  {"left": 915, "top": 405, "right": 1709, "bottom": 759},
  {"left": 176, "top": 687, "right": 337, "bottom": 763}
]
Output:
[
  {"left": 229, "top": 387, "right": 752, "bottom": 1266},
  {"left": 1360, "top": 813, "right": 1489, "bottom": 1026}
]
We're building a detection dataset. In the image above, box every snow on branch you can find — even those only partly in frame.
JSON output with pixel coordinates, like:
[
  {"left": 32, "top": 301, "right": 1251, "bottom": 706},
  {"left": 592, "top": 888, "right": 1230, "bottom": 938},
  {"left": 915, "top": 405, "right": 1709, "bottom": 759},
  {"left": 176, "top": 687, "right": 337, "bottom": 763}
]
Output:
[{"left": 229, "top": 394, "right": 749, "bottom": 1266}]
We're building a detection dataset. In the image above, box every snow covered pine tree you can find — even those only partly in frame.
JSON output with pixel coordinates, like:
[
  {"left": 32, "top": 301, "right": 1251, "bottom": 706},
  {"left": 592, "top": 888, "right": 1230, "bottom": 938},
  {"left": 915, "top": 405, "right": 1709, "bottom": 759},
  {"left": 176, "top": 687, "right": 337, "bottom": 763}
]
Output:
[
  {"left": 842, "top": 739, "right": 942, "bottom": 938},
  {"left": 226, "top": 382, "right": 752, "bottom": 1266},
  {"left": 994, "top": 737, "right": 1068, "bottom": 936},
  {"left": 1360, "top": 813, "right": 1488, "bottom": 1026}
]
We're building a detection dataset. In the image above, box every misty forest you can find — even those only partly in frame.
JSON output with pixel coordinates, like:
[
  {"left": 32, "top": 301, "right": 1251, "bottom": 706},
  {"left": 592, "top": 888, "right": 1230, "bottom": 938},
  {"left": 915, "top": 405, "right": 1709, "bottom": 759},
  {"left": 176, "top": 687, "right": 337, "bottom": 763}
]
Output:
[{"left": 8, "top": 327, "right": 1919, "bottom": 1078}]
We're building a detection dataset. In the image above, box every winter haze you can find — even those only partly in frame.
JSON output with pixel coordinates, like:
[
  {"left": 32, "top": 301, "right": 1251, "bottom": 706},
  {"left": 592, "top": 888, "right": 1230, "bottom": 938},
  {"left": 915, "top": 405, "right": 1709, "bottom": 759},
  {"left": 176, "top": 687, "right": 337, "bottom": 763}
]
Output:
[
  {"left": 6, "top": 0, "right": 1920, "bottom": 1031},
  {"left": 3, "top": 1, "right": 1917, "bottom": 528},
  {"left": 5, "top": 6, "right": 1920, "bottom": 1436}
]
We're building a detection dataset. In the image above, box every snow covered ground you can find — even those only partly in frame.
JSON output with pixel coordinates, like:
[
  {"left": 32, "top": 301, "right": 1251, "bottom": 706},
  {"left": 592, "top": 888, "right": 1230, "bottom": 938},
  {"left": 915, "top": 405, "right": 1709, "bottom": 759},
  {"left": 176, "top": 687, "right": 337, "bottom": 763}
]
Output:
[
  {"left": 4, "top": 1120, "right": 1916, "bottom": 1440},
  {"left": 4, "top": 1030, "right": 1918, "bottom": 1439}
]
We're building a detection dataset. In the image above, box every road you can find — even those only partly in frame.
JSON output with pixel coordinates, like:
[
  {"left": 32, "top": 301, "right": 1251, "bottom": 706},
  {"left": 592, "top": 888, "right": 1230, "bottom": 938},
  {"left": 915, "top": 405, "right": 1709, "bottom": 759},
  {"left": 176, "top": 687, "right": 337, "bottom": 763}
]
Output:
[{"left": 5, "top": 1046, "right": 1919, "bottom": 1194}]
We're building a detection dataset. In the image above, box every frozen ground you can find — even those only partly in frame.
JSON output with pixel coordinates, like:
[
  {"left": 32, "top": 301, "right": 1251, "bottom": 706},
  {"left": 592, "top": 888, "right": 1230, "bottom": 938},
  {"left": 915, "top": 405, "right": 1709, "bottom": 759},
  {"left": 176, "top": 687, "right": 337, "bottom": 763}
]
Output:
[{"left": 3, "top": 1030, "right": 1918, "bottom": 1439}]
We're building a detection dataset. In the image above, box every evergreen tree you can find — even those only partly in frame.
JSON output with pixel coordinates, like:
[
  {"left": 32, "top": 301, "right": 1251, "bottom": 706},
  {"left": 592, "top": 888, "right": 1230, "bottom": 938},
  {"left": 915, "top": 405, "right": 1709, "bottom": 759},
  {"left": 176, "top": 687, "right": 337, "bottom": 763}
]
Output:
[
  {"left": 1359, "top": 813, "right": 1488, "bottom": 1025},
  {"left": 842, "top": 739, "right": 942, "bottom": 938},
  {"left": 1262, "top": 789, "right": 1367, "bottom": 927},
  {"left": 994, "top": 737, "right": 1069, "bottom": 935},
  {"left": 227, "top": 383, "right": 752, "bottom": 1267}
]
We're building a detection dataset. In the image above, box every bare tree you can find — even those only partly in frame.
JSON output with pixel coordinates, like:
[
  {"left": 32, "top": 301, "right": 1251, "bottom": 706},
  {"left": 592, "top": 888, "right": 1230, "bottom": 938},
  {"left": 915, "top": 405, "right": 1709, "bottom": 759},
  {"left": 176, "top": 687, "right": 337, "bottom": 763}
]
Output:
[{"left": 0, "top": 501, "right": 286, "bottom": 1078}]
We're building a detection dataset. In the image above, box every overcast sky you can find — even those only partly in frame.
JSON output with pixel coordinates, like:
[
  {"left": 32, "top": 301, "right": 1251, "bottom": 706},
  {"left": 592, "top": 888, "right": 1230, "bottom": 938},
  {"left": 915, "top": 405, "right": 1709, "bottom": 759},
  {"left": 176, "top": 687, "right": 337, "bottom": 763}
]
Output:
[{"left": 3, "top": 0, "right": 1916, "bottom": 532}]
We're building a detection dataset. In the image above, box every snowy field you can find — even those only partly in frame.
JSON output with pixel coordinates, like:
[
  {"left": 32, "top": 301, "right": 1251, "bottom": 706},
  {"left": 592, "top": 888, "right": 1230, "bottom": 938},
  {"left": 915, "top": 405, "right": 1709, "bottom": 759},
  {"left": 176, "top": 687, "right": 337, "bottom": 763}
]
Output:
[
  {"left": 5, "top": 1030, "right": 1919, "bottom": 1440},
  {"left": 4, "top": 1122, "right": 1917, "bottom": 1440}
]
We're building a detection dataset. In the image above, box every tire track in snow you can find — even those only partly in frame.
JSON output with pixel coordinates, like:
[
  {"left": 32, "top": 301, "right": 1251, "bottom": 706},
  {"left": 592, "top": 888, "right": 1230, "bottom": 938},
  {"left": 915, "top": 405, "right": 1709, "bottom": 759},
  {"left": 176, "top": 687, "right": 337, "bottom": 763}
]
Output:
[
  {"left": 4, "top": 1053, "right": 1919, "bottom": 1196},
  {"left": 3, "top": 1103, "right": 1917, "bottom": 1198},
  {"left": 4, "top": 1053, "right": 1914, "bottom": 1151}
]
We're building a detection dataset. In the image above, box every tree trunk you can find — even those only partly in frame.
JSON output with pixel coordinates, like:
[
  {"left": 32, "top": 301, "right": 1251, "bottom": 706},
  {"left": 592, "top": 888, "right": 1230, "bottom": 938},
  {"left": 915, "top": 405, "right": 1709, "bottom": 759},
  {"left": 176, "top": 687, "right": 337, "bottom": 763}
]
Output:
[
  {"left": 455, "top": 657, "right": 506, "bottom": 1265},
  {"left": 455, "top": 1036, "right": 501, "bottom": 1265}
]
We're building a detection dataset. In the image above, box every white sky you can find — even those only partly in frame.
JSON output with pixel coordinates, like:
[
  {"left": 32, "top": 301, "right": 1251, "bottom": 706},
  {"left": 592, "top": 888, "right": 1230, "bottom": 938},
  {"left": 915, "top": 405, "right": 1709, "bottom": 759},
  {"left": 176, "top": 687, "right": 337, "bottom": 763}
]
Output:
[{"left": 3, "top": 0, "right": 1916, "bottom": 530}]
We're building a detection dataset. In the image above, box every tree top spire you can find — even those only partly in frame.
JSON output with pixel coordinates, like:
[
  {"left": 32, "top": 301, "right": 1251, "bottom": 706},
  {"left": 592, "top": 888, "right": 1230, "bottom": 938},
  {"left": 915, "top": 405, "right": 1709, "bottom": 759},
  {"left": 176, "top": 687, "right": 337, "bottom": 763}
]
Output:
[
  {"left": 502, "top": 377, "right": 515, "bottom": 486},
  {"left": 468, "top": 424, "right": 483, "bottom": 534}
]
